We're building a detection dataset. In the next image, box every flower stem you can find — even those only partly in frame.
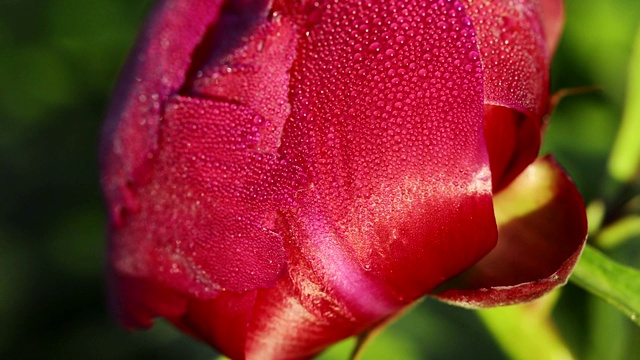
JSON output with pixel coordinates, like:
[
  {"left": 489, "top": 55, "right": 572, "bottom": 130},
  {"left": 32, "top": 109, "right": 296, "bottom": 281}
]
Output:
[
  {"left": 569, "top": 245, "right": 640, "bottom": 326},
  {"left": 476, "top": 291, "right": 575, "bottom": 360},
  {"left": 606, "top": 23, "right": 640, "bottom": 188}
]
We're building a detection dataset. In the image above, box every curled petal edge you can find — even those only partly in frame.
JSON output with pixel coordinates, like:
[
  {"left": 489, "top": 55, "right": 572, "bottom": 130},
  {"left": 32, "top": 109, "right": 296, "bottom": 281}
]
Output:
[{"left": 432, "top": 156, "right": 587, "bottom": 308}]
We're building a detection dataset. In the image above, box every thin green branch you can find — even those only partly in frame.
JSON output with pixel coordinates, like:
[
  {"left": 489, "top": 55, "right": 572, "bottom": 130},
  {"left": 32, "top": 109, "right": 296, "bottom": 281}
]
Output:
[
  {"left": 569, "top": 245, "right": 640, "bottom": 326},
  {"left": 607, "top": 23, "right": 640, "bottom": 186},
  {"left": 477, "top": 291, "right": 574, "bottom": 360}
]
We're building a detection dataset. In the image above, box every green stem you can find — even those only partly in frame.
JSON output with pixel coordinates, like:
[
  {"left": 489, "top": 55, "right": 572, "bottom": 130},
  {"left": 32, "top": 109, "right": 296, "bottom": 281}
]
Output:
[
  {"left": 604, "top": 23, "right": 640, "bottom": 200},
  {"left": 607, "top": 23, "right": 640, "bottom": 184},
  {"left": 597, "top": 215, "right": 640, "bottom": 249},
  {"left": 569, "top": 245, "right": 640, "bottom": 326},
  {"left": 477, "top": 291, "right": 574, "bottom": 360}
]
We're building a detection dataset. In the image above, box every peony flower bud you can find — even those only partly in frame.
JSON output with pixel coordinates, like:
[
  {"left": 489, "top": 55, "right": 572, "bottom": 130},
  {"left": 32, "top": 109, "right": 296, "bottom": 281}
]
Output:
[{"left": 100, "top": 1, "right": 586, "bottom": 359}]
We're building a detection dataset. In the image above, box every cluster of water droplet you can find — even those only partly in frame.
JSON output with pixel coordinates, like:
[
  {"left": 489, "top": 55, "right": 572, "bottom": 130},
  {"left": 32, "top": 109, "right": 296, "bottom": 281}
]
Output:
[
  {"left": 464, "top": 0, "right": 549, "bottom": 117},
  {"left": 280, "top": 0, "right": 489, "bottom": 292}
]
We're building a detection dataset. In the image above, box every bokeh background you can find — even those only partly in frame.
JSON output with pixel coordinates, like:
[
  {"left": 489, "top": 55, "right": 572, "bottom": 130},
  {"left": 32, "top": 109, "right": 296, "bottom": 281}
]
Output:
[{"left": 1, "top": 0, "right": 639, "bottom": 359}]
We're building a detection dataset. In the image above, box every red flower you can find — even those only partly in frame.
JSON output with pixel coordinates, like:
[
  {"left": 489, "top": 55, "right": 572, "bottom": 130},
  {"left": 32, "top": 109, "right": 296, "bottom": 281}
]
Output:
[{"left": 100, "top": 0, "right": 586, "bottom": 359}]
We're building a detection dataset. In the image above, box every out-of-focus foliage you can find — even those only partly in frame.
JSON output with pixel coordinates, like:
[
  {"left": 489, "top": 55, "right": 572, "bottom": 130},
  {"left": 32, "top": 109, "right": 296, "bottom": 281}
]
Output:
[{"left": 0, "top": 0, "right": 638, "bottom": 359}]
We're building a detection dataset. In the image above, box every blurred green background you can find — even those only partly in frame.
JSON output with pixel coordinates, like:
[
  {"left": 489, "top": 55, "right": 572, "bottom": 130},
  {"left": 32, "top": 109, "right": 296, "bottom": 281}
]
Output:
[{"left": 0, "top": 0, "right": 638, "bottom": 359}]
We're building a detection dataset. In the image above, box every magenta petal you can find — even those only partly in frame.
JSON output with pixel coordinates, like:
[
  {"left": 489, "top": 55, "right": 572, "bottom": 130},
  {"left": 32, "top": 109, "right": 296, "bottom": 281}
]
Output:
[
  {"left": 238, "top": 217, "right": 402, "bottom": 359},
  {"left": 177, "top": 291, "right": 258, "bottom": 360},
  {"left": 278, "top": 0, "right": 497, "bottom": 303},
  {"left": 109, "top": 96, "right": 305, "bottom": 297},
  {"left": 101, "top": 0, "right": 226, "bottom": 227},
  {"left": 465, "top": 0, "right": 563, "bottom": 191},
  {"left": 433, "top": 156, "right": 587, "bottom": 307},
  {"left": 245, "top": 276, "right": 372, "bottom": 360},
  {"left": 186, "top": 6, "right": 298, "bottom": 154},
  {"left": 113, "top": 273, "right": 259, "bottom": 360},
  {"left": 538, "top": 0, "right": 565, "bottom": 55},
  {"left": 103, "top": 0, "right": 573, "bottom": 358},
  {"left": 464, "top": 0, "right": 558, "bottom": 119}
]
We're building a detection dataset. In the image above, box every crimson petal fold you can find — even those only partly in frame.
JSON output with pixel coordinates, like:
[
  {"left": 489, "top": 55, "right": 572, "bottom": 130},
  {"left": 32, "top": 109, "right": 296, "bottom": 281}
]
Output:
[
  {"left": 103, "top": 0, "right": 579, "bottom": 359},
  {"left": 101, "top": 0, "right": 226, "bottom": 227},
  {"left": 110, "top": 95, "right": 305, "bottom": 299},
  {"left": 278, "top": 0, "right": 497, "bottom": 304},
  {"left": 432, "top": 156, "right": 587, "bottom": 307},
  {"left": 464, "top": 0, "right": 564, "bottom": 190},
  {"left": 483, "top": 105, "right": 541, "bottom": 192},
  {"left": 464, "top": 0, "right": 558, "bottom": 119}
]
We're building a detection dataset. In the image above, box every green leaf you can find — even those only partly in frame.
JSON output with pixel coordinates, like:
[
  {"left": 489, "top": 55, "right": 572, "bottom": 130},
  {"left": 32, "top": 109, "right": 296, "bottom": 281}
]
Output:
[{"left": 570, "top": 245, "right": 640, "bottom": 326}]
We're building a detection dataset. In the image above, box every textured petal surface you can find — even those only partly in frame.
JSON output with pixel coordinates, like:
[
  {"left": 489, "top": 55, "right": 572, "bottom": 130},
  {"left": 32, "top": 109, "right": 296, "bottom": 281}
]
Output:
[
  {"left": 464, "top": 0, "right": 558, "bottom": 118},
  {"left": 185, "top": 0, "right": 298, "bottom": 154},
  {"left": 463, "top": 0, "right": 564, "bottom": 190},
  {"left": 104, "top": 0, "right": 304, "bottom": 302},
  {"left": 101, "top": 0, "right": 225, "bottom": 227},
  {"left": 243, "top": 223, "right": 391, "bottom": 359},
  {"left": 103, "top": 0, "right": 572, "bottom": 358},
  {"left": 432, "top": 156, "right": 587, "bottom": 307},
  {"left": 246, "top": 274, "right": 371, "bottom": 359},
  {"left": 177, "top": 291, "right": 259, "bottom": 360},
  {"left": 189, "top": 0, "right": 500, "bottom": 357},
  {"left": 276, "top": 0, "right": 498, "bottom": 306},
  {"left": 110, "top": 96, "right": 305, "bottom": 297}
]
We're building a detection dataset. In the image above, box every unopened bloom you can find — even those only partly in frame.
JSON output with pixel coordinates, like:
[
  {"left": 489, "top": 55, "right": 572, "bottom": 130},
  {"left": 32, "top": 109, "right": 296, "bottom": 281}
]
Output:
[{"left": 100, "top": 0, "right": 586, "bottom": 359}]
